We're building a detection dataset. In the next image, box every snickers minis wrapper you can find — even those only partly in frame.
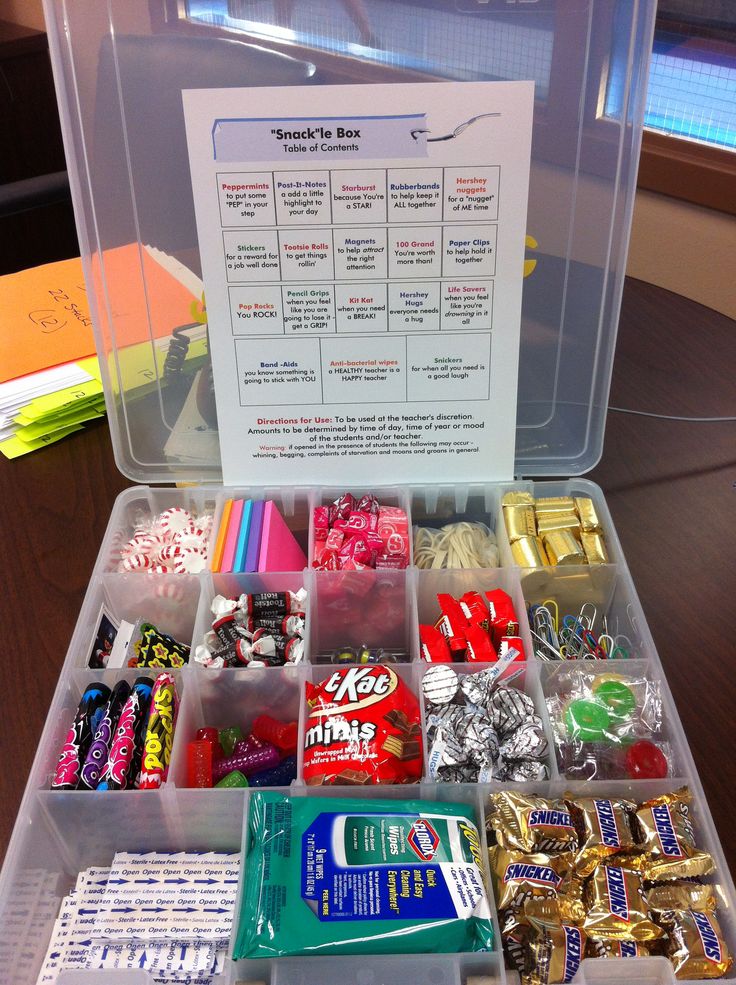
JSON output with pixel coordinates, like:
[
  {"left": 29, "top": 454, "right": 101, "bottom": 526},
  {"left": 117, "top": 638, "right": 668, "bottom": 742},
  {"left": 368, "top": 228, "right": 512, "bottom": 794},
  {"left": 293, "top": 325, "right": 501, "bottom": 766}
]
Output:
[
  {"left": 516, "top": 898, "right": 587, "bottom": 985},
  {"left": 487, "top": 792, "right": 579, "bottom": 855},
  {"left": 582, "top": 864, "right": 664, "bottom": 942},
  {"left": 648, "top": 882, "right": 732, "bottom": 980},
  {"left": 659, "top": 907, "right": 732, "bottom": 979},
  {"left": 631, "top": 788, "right": 715, "bottom": 881},
  {"left": 566, "top": 795, "right": 639, "bottom": 876},
  {"left": 489, "top": 846, "right": 584, "bottom": 922}
]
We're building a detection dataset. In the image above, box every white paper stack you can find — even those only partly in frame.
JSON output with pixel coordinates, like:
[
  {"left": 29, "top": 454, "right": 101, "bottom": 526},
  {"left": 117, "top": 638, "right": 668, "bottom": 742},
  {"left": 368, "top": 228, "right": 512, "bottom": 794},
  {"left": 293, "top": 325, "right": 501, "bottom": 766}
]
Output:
[{"left": 37, "top": 853, "right": 240, "bottom": 984}]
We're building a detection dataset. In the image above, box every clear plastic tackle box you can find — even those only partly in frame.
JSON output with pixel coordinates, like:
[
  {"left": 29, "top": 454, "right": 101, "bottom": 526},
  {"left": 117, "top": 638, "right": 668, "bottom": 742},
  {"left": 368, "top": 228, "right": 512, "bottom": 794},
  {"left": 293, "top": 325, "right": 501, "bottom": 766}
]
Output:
[{"left": 3, "top": 2, "right": 733, "bottom": 984}]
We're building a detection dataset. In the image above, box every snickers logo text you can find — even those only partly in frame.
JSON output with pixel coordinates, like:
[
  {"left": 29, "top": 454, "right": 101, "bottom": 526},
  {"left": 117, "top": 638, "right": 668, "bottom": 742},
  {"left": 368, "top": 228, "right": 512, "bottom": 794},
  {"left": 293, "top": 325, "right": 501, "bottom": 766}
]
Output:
[
  {"left": 528, "top": 809, "right": 574, "bottom": 829},
  {"left": 504, "top": 863, "right": 562, "bottom": 888},
  {"left": 594, "top": 799, "right": 620, "bottom": 847},
  {"left": 604, "top": 865, "right": 629, "bottom": 921},
  {"left": 652, "top": 804, "right": 684, "bottom": 857},
  {"left": 563, "top": 925, "right": 583, "bottom": 982},
  {"left": 692, "top": 910, "right": 722, "bottom": 963}
]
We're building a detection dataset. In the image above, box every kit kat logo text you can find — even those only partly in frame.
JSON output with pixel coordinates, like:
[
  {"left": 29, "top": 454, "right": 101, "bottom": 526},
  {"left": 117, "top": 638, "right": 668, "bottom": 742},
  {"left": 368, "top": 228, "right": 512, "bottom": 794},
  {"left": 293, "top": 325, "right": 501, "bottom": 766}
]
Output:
[{"left": 315, "top": 666, "right": 398, "bottom": 716}]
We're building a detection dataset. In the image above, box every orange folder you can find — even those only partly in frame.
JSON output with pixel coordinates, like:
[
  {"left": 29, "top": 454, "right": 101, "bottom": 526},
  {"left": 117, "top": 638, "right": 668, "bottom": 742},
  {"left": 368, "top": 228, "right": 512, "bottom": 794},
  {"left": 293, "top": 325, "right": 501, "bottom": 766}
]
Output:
[{"left": 1, "top": 245, "right": 197, "bottom": 384}]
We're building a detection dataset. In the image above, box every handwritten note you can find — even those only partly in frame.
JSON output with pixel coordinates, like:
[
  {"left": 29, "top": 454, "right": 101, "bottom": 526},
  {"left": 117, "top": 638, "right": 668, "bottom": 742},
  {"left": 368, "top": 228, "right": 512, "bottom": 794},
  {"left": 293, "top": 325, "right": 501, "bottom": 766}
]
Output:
[
  {"left": 1, "top": 246, "right": 199, "bottom": 384},
  {"left": 0, "top": 257, "right": 94, "bottom": 383}
]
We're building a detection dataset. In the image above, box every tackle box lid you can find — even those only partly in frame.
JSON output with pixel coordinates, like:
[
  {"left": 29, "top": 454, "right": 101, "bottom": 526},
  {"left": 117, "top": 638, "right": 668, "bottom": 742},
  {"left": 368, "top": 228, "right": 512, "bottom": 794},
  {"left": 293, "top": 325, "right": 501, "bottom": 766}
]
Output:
[{"left": 43, "top": 0, "right": 655, "bottom": 485}]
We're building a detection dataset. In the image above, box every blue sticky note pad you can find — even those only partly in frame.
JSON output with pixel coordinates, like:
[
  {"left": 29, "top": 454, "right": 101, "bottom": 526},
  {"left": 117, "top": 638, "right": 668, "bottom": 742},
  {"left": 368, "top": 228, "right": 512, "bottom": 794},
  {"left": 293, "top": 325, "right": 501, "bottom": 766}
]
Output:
[
  {"left": 233, "top": 500, "right": 253, "bottom": 572},
  {"left": 244, "top": 500, "right": 264, "bottom": 573}
]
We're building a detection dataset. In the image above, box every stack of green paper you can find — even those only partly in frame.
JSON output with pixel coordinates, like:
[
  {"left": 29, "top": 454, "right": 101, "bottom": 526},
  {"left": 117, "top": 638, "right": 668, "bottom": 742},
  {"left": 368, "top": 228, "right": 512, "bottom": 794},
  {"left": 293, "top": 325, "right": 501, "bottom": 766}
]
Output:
[
  {"left": 0, "top": 357, "right": 105, "bottom": 460},
  {"left": 0, "top": 249, "right": 206, "bottom": 460}
]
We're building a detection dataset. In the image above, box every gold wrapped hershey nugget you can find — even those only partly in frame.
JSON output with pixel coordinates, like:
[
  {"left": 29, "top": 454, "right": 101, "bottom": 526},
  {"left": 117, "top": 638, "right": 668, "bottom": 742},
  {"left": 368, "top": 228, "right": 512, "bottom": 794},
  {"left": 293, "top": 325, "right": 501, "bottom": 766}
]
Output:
[
  {"left": 583, "top": 864, "right": 664, "bottom": 942},
  {"left": 587, "top": 938, "right": 651, "bottom": 959},
  {"left": 662, "top": 909, "right": 732, "bottom": 979},
  {"left": 536, "top": 512, "right": 581, "bottom": 537},
  {"left": 535, "top": 496, "right": 576, "bottom": 515},
  {"left": 489, "top": 847, "right": 583, "bottom": 920},
  {"left": 504, "top": 505, "right": 538, "bottom": 542},
  {"left": 502, "top": 491, "right": 535, "bottom": 508},
  {"left": 574, "top": 497, "right": 603, "bottom": 533},
  {"left": 566, "top": 796, "right": 638, "bottom": 877},
  {"left": 512, "top": 535, "right": 548, "bottom": 568},
  {"left": 488, "top": 792, "right": 579, "bottom": 854},
  {"left": 634, "top": 787, "right": 716, "bottom": 881},
  {"left": 522, "top": 899, "right": 587, "bottom": 985},
  {"left": 581, "top": 531, "right": 609, "bottom": 564},
  {"left": 543, "top": 529, "right": 586, "bottom": 566}
]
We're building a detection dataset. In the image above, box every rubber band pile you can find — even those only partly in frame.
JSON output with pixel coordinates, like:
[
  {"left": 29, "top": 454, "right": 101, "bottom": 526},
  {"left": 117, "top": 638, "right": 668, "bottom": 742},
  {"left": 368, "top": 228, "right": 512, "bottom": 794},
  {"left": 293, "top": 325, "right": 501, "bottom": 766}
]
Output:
[{"left": 413, "top": 521, "right": 499, "bottom": 569}]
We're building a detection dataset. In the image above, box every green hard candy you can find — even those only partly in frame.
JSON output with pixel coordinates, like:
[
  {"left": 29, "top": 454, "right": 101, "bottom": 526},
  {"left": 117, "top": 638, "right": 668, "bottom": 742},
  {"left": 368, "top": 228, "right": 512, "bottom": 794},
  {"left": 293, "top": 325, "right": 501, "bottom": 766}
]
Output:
[
  {"left": 216, "top": 770, "right": 249, "bottom": 789},
  {"left": 218, "top": 726, "right": 244, "bottom": 757},
  {"left": 593, "top": 679, "right": 636, "bottom": 719},
  {"left": 564, "top": 698, "right": 610, "bottom": 742}
]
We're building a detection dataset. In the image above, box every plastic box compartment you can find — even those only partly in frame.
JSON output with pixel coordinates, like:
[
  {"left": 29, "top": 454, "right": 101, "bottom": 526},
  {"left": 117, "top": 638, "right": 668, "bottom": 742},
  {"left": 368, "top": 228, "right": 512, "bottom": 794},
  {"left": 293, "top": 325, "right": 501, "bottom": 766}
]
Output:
[
  {"left": 3, "top": 481, "right": 736, "bottom": 985},
  {"left": 9, "top": 2, "right": 730, "bottom": 984}
]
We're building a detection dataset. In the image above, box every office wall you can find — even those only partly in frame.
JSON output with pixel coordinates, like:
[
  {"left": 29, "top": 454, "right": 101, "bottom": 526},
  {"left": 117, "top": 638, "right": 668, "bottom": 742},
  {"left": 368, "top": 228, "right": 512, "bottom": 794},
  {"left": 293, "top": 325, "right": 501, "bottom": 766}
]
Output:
[
  {"left": 528, "top": 162, "right": 735, "bottom": 321},
  {"left": 0, "top": 0, "right": 732, "bottom": 319},
  {"left": 627, "top": 190, "right": 736, "bottom": 320},
  {"left": 0, "top": 0, "right": 45, "bottom": 30}
]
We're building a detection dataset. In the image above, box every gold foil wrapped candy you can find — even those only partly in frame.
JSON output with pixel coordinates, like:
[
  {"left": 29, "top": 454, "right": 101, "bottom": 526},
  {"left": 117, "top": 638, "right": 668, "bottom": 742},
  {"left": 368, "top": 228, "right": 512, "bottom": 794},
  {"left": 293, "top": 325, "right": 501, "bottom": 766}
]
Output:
[
  {"left": 566, "top": 795, "right": 639, "bottom": 876},
  {"left": 575, "top": 497, "right": 603, "bottom": 533},
  {"left": 536, "top": 512, "right": 581, "bottom": 537},
  {"left": 488, "top": 792, "right": 579, "bottom": 854},
  {"left": 544, "top": 529, "right": 586, "bottom": 566},
  {"left": 505, "top": 506, "right": 538, "bottom": 543},
  {"left": 488, "top": 846, "right": 583, "bottom": 920},
  {"left": 632, "top": 788, "right": 716, "bottom": 881},
  {"left": 582, "top": 531, "right": 609, "bottom": 564},
  {"left": 511, "top": 535, "right": 547, "bottom": 568},
  {"left": 582, "top": 864, "right": 664, "bottom": 942},
  {"left": 521, "top": 899, "right": 588, "bottom": 985},
  {"left": 503, "top": 492, "right": 610, "bottom": 566},
  {"left": 661, "top": 908, "right": 732, "bottom": 979}
]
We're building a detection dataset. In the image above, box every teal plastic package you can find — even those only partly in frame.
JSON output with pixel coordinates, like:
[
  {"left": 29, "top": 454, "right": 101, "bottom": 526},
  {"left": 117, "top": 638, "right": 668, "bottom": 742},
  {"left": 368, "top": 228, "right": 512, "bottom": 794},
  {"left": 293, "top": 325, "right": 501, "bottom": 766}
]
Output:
[{"left": 234, "top": 792, "right": 494, "bottom": 957}]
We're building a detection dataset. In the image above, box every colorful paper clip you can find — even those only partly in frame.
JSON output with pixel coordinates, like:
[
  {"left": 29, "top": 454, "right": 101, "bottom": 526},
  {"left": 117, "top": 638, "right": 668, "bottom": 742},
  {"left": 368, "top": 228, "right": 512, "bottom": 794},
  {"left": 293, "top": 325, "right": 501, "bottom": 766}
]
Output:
[{"left": 528, "top": 601, "right": 631, "bottom": 661}]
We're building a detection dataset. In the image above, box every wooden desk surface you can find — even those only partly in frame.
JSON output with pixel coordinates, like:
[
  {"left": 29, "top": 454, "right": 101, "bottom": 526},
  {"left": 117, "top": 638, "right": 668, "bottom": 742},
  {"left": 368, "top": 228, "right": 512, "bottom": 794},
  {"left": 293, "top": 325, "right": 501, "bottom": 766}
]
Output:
[
  {"left": 0, "top": 276, "right": 734, "bottom": 872},
  {"left": 0, "top": 18, "right": 46, "bottom": 56}
]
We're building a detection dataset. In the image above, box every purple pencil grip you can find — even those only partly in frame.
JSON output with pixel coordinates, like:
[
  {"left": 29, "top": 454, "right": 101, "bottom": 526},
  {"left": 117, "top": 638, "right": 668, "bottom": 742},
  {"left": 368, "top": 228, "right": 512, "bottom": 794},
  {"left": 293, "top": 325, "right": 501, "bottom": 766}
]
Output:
[{"left": 212, "top": 741, "right": 280, "bottom": 783}]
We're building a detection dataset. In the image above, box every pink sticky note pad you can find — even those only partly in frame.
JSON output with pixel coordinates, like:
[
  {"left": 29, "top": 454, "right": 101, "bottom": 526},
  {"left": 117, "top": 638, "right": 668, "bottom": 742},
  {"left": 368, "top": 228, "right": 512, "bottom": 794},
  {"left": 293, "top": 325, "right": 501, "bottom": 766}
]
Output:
[
  {"left": 258, "top": 501, "right": 308, "bottom": 572},
  {"left": 220, "top": 499, "right": 244, "bottom": 574}
]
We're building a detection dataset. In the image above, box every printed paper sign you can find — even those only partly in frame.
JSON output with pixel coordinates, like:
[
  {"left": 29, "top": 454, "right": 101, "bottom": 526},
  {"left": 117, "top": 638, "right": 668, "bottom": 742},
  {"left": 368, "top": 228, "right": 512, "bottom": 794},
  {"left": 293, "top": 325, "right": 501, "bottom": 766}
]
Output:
[{"left": 184, "top": 81, "right": 534, "bottom": 485}]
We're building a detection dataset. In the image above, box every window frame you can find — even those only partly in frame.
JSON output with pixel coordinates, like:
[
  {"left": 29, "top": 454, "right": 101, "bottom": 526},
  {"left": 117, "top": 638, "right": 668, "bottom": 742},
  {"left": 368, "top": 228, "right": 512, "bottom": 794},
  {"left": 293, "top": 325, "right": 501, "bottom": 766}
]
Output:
[
  {"left": 153, "top": 0, "right": 735, "bottom": 213},
  {"left": 638, "top": 11, "right": 736, "bottom": 215},
  {"left": 639, "top": 130, "right": 736, "bottom": 215}
]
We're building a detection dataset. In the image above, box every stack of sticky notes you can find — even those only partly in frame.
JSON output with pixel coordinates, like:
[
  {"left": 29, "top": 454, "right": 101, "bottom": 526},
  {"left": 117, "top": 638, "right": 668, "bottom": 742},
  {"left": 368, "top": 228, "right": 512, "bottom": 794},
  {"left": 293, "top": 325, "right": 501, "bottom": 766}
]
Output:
[{"left": 211, "top": 499, "right": 307, "bottom": 573}]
